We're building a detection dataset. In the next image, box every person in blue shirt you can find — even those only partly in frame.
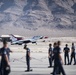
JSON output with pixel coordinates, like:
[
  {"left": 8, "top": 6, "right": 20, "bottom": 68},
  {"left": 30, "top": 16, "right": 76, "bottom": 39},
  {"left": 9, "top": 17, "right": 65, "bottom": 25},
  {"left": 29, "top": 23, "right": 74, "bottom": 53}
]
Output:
[
  {"left": 52, "top": 42, "right": 57, "bottom": 62},
  {"left": 70, "top": 43, "right": 76, "bottom": 65},
  {"left": 51, "top": 42, "right": 60, "bottom": 74},
  {"left": 48, "top": 44, "right": 53, "bottom": 68},
  {"left": 53, "top": 41, "right": 66, "bottom": 75},
  {"left": 24, "top": 44, "right": 32, "bottom": 72},
  {"left": 0, "top": 41, "right": 11, "bottom": 75},
  {"left": 63, "top": 44, "right": 70, "bottom": 65}
]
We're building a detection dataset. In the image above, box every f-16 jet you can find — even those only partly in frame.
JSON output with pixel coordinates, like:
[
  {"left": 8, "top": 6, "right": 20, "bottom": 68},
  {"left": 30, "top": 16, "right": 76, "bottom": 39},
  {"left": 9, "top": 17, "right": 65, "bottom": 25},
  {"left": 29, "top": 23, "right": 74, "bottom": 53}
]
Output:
[{"left": 10, "top": 34, "right": 43, "bottom": 45}]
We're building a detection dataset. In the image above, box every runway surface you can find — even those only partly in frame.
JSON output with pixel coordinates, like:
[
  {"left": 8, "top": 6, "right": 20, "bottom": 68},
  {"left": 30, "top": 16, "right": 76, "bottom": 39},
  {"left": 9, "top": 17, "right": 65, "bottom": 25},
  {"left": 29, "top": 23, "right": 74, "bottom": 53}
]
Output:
[{"left": 10, "top": 52, "right": 76, "bottom": 75}]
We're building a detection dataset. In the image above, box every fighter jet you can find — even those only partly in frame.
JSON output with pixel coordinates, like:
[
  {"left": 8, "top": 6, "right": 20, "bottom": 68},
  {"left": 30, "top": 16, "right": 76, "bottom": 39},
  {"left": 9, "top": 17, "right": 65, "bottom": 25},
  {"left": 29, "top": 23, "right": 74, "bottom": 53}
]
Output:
[{"left": 10, "top": 34, "right": 43, "bottom": 45}]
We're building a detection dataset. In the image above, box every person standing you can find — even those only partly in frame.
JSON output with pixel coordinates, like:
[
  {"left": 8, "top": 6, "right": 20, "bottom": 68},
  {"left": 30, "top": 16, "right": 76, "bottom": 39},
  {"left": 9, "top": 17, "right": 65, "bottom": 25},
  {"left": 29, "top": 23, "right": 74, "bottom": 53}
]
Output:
[
  {"left": 0, "top": 41, "right": 11, "bottom": 75},
  {"left": 63, "top": 44, "right": 70, "bottom": 65},
  {"left": 48, "top": 44, "right": 53, "bottom": 68},
  {"left": 53, "top": 41, "right": 66, "bottom": 75},
  {"left": 70, "top": 43, "right": 76, "bottom": 65},
  {"left": 52, "top": 42, "right": 57, "bottom": 62},
  {"left": 24, "top": 44, "right": 32, "bottom": 72}
]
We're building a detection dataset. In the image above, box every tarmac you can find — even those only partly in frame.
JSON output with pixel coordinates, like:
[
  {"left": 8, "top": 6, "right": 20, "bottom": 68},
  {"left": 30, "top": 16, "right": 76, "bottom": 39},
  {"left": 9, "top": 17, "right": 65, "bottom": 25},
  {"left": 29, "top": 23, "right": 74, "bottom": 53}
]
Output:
[{"left": 10, "top": 52, "right": 76, "bottom": 75}]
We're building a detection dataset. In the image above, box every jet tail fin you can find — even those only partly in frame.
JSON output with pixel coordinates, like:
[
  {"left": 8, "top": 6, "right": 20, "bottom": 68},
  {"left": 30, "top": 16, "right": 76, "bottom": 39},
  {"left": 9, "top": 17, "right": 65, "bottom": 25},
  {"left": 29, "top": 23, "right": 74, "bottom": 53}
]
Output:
[{"left": 10, "top": 34, "right": 17, "bottom": 42}]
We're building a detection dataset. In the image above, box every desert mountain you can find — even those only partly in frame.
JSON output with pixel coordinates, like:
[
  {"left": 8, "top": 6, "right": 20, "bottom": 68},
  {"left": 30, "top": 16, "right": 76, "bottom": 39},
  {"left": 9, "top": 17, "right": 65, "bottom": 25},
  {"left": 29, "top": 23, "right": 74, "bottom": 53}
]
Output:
[{"left": 0, "top": 0, "right": 76, "bottom": 36}]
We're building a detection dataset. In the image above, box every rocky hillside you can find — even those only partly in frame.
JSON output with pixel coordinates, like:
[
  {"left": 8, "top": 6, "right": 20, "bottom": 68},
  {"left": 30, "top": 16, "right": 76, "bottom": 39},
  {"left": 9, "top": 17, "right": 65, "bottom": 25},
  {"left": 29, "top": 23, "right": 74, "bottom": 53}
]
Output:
[{"left": 0, "top": 0, "right": 76, "bottom": 36}]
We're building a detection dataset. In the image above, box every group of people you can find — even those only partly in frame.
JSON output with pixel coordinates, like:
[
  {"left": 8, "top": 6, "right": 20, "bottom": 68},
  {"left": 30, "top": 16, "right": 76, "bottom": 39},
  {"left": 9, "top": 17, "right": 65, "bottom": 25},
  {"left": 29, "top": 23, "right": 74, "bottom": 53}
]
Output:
[
  {"left": 63, "top": 43, "right": 76, "bottom": 65},
  {"left": 48, "top": 41, "right": 76, "bottom": 75},
  {"left": 48, "top": 41, "right": 66, "bottom": 75},
  {"left": 0, "top": 40, "right": 76, "bottom": 75}
]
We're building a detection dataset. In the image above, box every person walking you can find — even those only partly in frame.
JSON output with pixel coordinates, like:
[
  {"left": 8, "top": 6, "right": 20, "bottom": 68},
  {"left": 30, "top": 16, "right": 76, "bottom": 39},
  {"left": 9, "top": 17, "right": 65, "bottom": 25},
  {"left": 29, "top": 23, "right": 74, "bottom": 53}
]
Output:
[
  {"left": 70, "top": 43, "right": 76, "bottom": 65},
  {"left": 51, "top": 42, "right": 61, "bottom": 74},
  {"left": 52, "top": 41, "right": 66, "bottom": 75},
  {"left": 0, "top": 41, "right": 11, "bottom": 75}
]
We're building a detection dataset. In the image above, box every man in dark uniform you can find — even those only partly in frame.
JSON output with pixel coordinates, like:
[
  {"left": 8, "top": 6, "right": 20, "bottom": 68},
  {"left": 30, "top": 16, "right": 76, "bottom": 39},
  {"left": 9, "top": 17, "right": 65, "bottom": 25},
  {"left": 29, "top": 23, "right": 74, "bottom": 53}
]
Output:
[
  {"left": 24, "top": 44, "right": 32, "bottom": 72},
  {"left": 63, "top": 44, "right": 70, "bottom": 65},
  {"left": 52, "top": 41, "right": 66, "bottom": 75},
  {"left": 70, "top": 43, "right": 76, "bottom": 65},
  {"left": 52, "top": 42, "right": 57, "bottom": 61},
  {"left": 0, "top": 41, "right": 11, "bottom": 75},
  {"left": 51, "top": 42, "right": 59, "bottom": 74},
  {"left": 48, "top": 44, "right": 53, "bottom": 68}
]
